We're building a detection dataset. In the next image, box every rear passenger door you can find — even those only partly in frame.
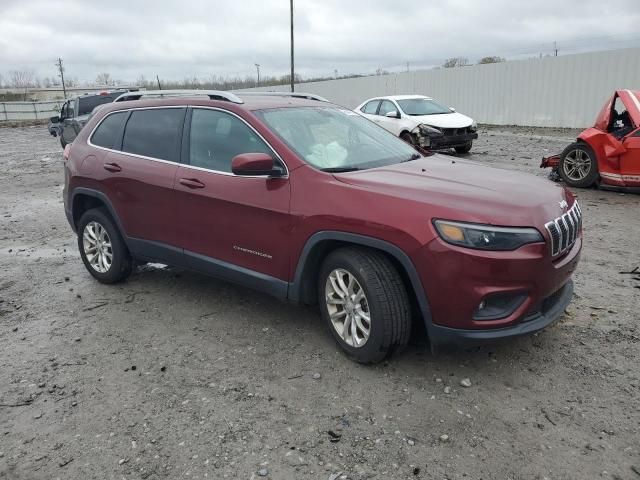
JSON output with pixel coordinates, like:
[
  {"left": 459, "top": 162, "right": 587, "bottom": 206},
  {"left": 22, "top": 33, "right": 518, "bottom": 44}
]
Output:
[
  {"left": 91, "top": 107, "right": 186, "bottom": 261},
  {"left": 174, "top": 107, "right": 291, "bottom": 293}
]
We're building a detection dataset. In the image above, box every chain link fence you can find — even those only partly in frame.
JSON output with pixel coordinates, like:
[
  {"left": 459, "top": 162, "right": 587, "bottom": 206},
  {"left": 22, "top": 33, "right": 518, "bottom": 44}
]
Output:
[{"left": 0, "top": 100, "right": 65, "bottom": 122}]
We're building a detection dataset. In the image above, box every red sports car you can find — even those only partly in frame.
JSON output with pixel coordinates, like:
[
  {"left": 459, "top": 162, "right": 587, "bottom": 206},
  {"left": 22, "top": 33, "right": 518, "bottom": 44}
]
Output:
[{"left": 541, "top": 89, "right": 640, "bottom": 190}]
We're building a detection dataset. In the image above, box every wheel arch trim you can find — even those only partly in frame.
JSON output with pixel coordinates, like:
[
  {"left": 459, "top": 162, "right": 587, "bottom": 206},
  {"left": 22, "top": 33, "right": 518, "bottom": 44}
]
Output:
[
  {"left": 289, "top": 231, "right": 434, "bottom": 330},
  {"left": 69, "top": 188, "right": 127, "bottom": 241}
]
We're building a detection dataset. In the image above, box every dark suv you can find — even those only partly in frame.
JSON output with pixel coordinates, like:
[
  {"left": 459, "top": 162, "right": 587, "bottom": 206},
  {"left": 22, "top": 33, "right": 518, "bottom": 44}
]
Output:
[
  {"left": 49, "top": 90, "right": 133, "bottom": 148},
  {"left": 63, "top": 90, "right": 582, "bottom": 363}
]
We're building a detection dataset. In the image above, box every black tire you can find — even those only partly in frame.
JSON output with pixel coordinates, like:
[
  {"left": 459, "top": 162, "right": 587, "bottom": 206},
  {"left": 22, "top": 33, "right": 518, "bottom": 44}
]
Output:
[
  {"left": 558, "top": 142, "right": 599, "bottom": 188},
  {"left": 400, "top": 131, "right": 414, "bottom": 145},
  {"left": 318, "top": 247, "right": 411, "bottom": 364},
  {"left": 455, "top": 141, "right": 472, "bottom": 154},
  {"left": 77, "top": 208, "right": 133, "bottom": 284}
]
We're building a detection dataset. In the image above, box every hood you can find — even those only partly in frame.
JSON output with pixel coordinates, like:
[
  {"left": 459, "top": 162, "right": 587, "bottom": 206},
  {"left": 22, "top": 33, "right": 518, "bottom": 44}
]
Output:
[
  {"left": 409, "top": 111, "right": 474, "bottom": 129},
  {"left": 334, "top": 155, "right": 573, "bottom": 228}
]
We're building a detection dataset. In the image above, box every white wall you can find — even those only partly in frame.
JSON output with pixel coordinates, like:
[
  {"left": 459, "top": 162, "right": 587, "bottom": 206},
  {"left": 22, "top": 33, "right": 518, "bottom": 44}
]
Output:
[{"left": 241, "top": 48, "right": 640, "bottom": 128}]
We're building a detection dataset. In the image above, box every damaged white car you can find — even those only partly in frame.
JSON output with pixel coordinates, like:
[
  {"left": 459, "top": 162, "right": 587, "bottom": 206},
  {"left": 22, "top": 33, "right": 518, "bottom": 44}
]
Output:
[{"left": 355, "top": 95, "right": 478, "bottom": 153}]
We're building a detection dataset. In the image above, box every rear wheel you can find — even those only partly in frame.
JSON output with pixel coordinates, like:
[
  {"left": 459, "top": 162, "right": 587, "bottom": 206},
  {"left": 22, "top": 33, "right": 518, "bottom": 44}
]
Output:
[
  {"left": 455, "top": 141, "right": 473, "bottom": 154},
  {"left": 77, "top": 208, "right": 132, "bottom": 283},
  {"left": 559, "top": 142, "right": 599, "bottom": 188},
  {"left": 318, "top": 247, "right": 411, "bottom": 364}
]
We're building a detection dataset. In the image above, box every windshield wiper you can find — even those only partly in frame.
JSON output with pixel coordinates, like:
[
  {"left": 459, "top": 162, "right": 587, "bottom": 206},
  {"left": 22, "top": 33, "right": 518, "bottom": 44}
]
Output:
[{"left": 322, "top": 167, "right": 362, "bottom": 173}]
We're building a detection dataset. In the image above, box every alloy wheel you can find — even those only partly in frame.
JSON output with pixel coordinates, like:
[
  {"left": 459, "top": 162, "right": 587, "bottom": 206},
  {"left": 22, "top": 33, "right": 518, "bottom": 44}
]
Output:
[
  {"left": 325, "top": 268, "right": 371, "bottom": 348},
  {"left": 82, "top": 221, "right": 113, "bottom": 273},
  {"left": 563, "top": 149, "right": 592, "bottom": 181}
]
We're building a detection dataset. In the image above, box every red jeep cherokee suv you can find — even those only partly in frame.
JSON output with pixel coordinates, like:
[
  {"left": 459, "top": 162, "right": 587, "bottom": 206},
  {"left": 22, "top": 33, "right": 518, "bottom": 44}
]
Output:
[{"left": 63, "top": 90, "right": 582, "bottom": 363}]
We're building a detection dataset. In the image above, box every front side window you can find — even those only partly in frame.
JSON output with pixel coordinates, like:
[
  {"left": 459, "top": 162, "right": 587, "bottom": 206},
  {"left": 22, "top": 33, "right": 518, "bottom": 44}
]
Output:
[
  {"left": 91, "top": 111, "right": 128, "bottom": 149},
  {"left": 378, "top": 100, "right": 397, "bottom": 116},
  {"left": 255, "top": 107, "right": 420, "bottom": 171},
  {"left": 397, "top": 98, "right": 451, "bottom": 116},
  {"left": 122, "top": 108, "right": 185, "bottom": 162},
  {"left": 189, "top": 109, "right": 272, "bottom": 173},
  {"left": 361, "top": 100, "right": 380, "bottom": 114},
  {"left": 61, "top": 101, "right": 73, "bottom": 119}
]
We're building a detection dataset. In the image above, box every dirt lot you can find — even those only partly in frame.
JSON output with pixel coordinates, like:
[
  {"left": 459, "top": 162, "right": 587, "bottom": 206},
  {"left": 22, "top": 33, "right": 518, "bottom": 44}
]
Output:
[{"left": 0, "top": 125, "right": 639, "bottom": 480}]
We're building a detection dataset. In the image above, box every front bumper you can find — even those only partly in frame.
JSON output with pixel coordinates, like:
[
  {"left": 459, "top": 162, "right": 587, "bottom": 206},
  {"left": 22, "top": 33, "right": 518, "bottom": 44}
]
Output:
[
  {"left": 415, "top": 129, "right": 478, "bottom": 149},
  {"left": 415, "top": 232, "right": 581, "bottom": 346},
  {"left": 428, "top": 280, "right": 573, "bottom": 349}
]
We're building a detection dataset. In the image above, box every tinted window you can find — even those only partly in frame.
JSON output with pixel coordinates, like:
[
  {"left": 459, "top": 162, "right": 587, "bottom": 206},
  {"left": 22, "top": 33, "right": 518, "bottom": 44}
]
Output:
[
  {"left": 122, "top": 108, "right": 185, "bottom": 162},
  {"left": 378, "top": 100, "right": 397, "bottom": 116},
  {"left": 361, "top": 100, "right": 379, "bottom": 114},
  {"left": 78, "top": 94, "right": 120, "bottom": 116},
  {"left": 91, "top": 112, "right": 128, "bottom": 149},
  {"left": 189, "top": 109, "right": 272, "bottom": 172}
]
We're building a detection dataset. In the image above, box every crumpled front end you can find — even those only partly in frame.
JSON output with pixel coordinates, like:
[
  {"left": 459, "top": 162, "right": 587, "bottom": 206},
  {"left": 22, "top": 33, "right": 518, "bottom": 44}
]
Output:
[{"left": 411, "top": 124, "right": 478, "bottom": 149}]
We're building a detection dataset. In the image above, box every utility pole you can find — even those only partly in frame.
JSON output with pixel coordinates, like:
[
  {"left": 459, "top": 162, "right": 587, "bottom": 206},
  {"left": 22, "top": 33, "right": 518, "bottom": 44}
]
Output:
[
  {"left": 255, "top": 63, "right": 261, "bottom": 87},
  {"left": 406, "top": 62, "right": 410, "bottom": 72},
  {"left": 554, "top": 41, "right": 558, "bottom": 57},
  {"left": 290, "top": 0, "right": 295, "bottom": 92},
  {"left": 55, "top": 58, "right": 67, "bottom": 99},
  {"left": 156, "top": 75, "right": 162, "bottom": 90}
]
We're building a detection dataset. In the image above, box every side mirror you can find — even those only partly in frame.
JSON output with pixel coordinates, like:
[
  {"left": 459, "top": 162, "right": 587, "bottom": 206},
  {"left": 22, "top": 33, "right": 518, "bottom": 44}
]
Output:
[
  {"left": 449, "top": 107, "right": 456, "bottom": 113},
  {"left": 49, "top": 116, "right": 59, "bottom": 123},
  {"left": 231, "top": 153, "right": 284, "bottom": 177},
  {"left": 385, "top": 110, "right": 400, "bottom": 119}
]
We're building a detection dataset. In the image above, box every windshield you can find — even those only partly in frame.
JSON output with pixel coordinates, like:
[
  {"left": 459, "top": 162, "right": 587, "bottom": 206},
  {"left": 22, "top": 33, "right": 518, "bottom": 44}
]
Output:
[
  {"left": 397, "top": 98, "right": 451, "bottom": 116},
  {"left": 254, "top": 107, "right": 421, "bottom": 171}
]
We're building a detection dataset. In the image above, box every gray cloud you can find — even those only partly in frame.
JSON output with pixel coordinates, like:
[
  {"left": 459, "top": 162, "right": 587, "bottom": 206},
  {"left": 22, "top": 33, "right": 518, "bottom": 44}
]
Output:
[{"left": 1, "top": 0, "right": 638, "bottom": 83}]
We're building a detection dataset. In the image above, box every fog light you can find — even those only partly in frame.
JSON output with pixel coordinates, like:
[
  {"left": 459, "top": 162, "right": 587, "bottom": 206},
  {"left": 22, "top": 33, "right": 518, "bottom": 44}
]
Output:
[{"left": 473, "top": 293, "right": 527, "bottom": 321}]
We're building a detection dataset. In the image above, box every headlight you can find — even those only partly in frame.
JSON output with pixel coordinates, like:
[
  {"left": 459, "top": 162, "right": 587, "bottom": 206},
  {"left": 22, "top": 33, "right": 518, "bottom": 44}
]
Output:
[
  {"left": 433, "top": 220, "right": 543, "bottom": 251},
  {"left": 419, "top": 124, "right": 442, "bottom": 134}
]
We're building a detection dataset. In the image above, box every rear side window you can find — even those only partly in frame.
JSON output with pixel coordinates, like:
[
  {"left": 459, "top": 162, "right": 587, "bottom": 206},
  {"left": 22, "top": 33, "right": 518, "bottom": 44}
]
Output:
[
  {"left": 362, "top": 101, "right": 380, "bottom": 114},
  {"left": 122, "top": 108, "right": 185, "bottom": 162},
  {"left": 90, "top": 112, "right": 128, "bottom": 149}
]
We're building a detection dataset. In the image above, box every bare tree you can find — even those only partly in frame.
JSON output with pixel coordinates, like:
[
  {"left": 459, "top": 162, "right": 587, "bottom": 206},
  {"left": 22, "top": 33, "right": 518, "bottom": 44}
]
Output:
[
  {"left": 95, "top": 72, "right": 113, "bottom": 86},
  {"left": 10, "top": 69, "right": 36, "bottom": 100},
  {"left": 478, "top": 56, "right": 505, "bottom": 64},
  {"left": 442, "top": 57, "right": 469, "bottom": 68}
]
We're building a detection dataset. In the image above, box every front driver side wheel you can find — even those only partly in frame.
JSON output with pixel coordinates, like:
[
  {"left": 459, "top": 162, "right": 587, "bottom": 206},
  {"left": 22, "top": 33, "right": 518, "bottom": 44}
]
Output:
[{"left": 318, "top": 247, "right": 411, "bottom": 364}]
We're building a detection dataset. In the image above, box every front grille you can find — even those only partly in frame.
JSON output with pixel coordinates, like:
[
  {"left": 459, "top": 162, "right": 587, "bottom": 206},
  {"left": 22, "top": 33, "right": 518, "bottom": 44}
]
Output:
[
  {"left": 545, "top": 202, "right": 581, "bottom": 257},
  {"left": 441, "top": 127, "right": 472, "bottom": 136}
]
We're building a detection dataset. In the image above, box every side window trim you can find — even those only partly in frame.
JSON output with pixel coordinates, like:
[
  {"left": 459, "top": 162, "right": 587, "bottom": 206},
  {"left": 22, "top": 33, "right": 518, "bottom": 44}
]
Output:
[{"left": 184, "top": 106, "right": 288, "bottom": 177}]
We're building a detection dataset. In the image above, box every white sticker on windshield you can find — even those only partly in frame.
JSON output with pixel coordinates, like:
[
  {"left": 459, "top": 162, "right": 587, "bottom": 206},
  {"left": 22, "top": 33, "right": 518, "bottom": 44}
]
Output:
[{"left": 339, "top": 109, "right": 359, "bottom": 116}]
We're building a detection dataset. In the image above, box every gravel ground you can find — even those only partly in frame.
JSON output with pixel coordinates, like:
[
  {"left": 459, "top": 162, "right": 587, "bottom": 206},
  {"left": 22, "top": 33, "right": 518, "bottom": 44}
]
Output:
[{"left": 0, "top": 125, "right": 639, "bottom": 480}]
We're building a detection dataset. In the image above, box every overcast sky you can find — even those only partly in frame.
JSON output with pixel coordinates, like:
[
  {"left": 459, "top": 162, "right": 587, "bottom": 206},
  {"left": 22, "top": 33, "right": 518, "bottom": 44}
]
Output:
[{"left": 1, "top": 0, "right": 639, "bottom": 84}]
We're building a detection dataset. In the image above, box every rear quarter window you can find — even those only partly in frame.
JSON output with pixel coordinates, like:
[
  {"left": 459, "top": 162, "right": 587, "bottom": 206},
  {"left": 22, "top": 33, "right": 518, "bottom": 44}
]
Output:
[
  {"left": 122, "top": 108, "right": 185, "bottom": 162},
  {"left": 90, "top": 111, "right": 128, "bottom": 149}
]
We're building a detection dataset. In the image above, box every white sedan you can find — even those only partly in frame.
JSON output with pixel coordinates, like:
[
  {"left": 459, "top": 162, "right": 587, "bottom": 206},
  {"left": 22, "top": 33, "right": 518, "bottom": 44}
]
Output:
[{"left": 355, "top": 95, "right": 478, "bottom": 153}]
